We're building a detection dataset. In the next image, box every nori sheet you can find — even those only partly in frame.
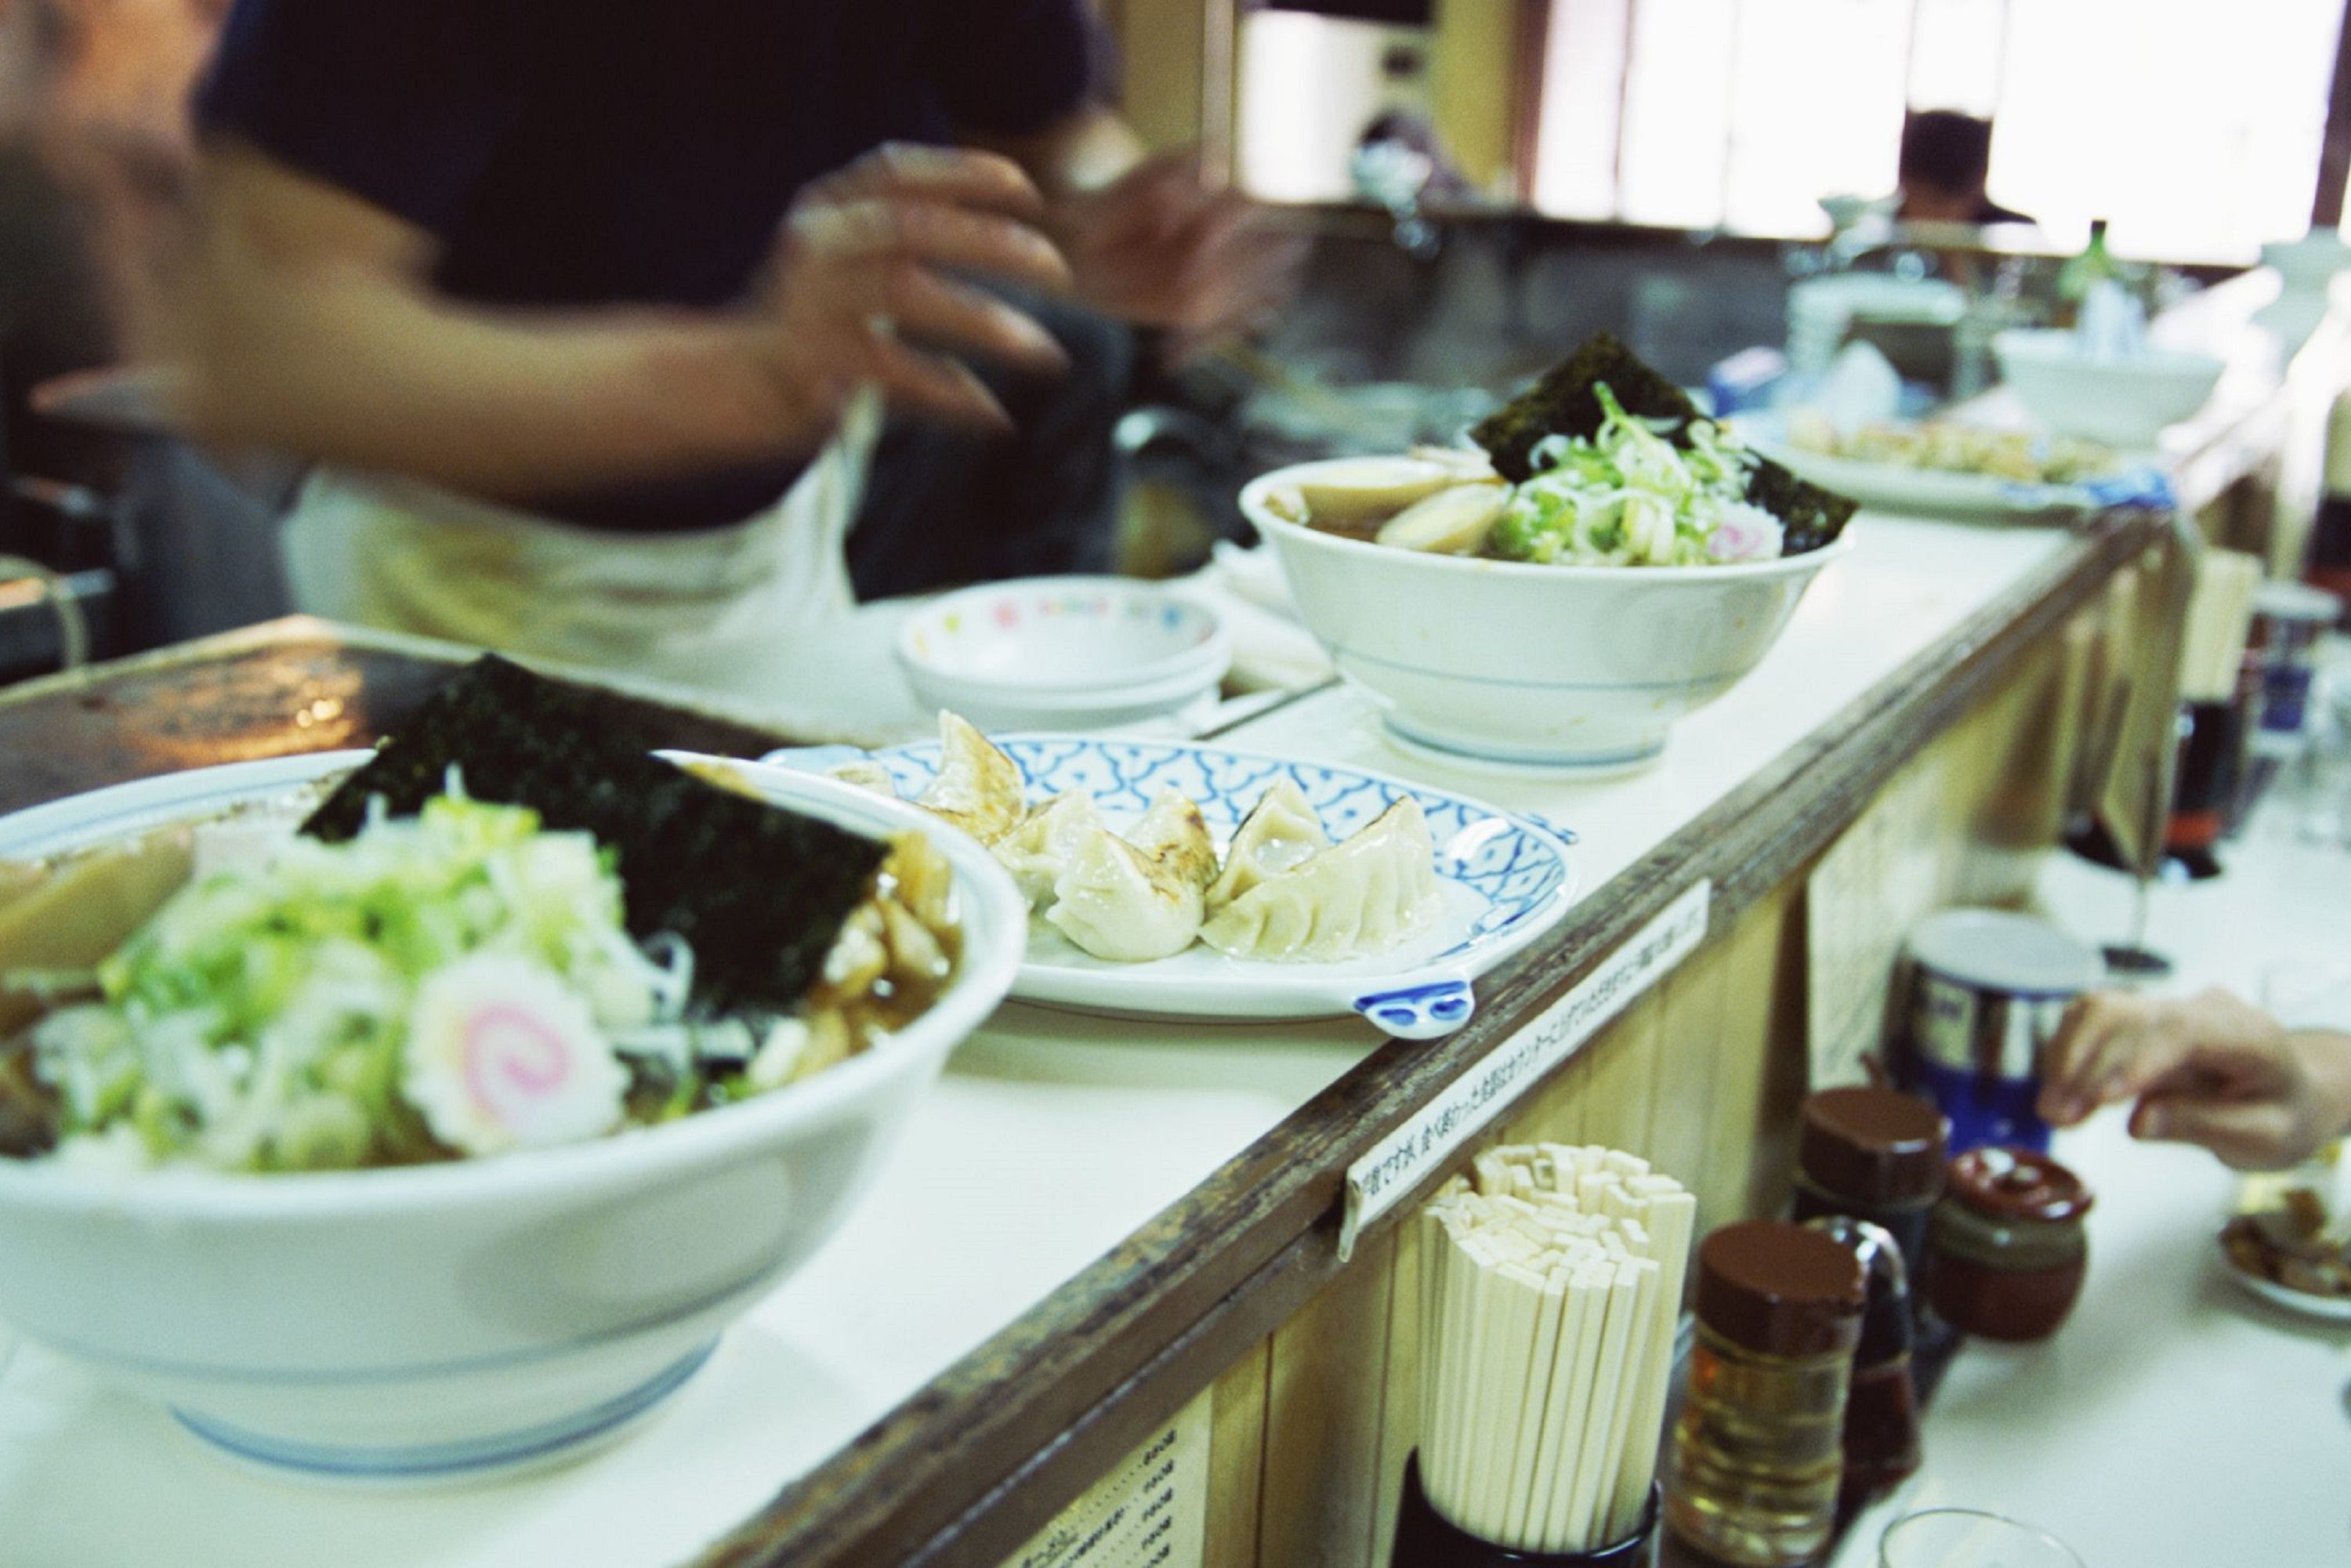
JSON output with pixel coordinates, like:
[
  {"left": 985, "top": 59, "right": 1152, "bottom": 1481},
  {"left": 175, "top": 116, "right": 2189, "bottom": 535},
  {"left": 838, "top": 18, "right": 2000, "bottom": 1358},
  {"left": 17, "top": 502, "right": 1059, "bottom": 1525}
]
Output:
[
  {"left": 302, "top": 656, "right": 886, "bottom": 1015},
  {"left": 1471, "top": 331, "right": 1858, "bottom": 554},
  {"left": 1744, "top": 454, "right": 1859, "bottom": 556}
]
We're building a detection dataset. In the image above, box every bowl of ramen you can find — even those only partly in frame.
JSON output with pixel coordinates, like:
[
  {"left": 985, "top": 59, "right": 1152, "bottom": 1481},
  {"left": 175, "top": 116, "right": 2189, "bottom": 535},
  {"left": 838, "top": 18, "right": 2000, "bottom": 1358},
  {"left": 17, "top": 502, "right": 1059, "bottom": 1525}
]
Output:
[
  {"left": 1241, "top": 335, "right": 1858, "bottom": 767},
  {"left": 0, "top": 658, "right": 1025, "bottom": 1479},
  {"left": 1993, "top": 329, "right": 2226, "bottom": 448}
]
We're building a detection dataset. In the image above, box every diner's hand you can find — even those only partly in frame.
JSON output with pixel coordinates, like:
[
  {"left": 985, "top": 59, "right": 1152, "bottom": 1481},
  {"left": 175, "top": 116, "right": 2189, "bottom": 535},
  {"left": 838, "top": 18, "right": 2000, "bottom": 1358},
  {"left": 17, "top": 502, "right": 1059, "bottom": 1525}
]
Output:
[
  {"left": 2037, "top": 988, "right": 2351, "bottom": 1171},
  {"left": 754, "top": 143, "right": 1075, "bottom": 436},
  {"left": 1055, "top": 151, "right": 1309, "bottom": 365}
]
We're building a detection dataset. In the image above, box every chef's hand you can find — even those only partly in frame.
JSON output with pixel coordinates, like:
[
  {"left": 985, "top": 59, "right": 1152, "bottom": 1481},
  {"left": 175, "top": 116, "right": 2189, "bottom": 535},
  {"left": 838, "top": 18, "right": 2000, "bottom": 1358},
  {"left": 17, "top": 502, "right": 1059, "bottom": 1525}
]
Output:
[
  {"left": 1056, "top": 151, "right": 1308, "bottom": 365},
  {"left": 752, "top": 143, "right": 1074, "bottom": 436},
  {"left": 2037, "top": 987, "right": 2351, "bottom": 1170}
]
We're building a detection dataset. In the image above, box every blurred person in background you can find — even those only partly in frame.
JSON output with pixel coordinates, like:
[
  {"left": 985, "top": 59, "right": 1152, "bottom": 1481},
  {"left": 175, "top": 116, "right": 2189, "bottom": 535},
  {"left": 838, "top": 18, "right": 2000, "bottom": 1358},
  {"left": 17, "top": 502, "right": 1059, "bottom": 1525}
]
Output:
[
  {"left": 1895, "top": 109, "right": 2033, "bottom": 229},
  {"left": 156, "top": 2, "right": 1302, "bottom": 700},
  {"left": 2039, "top": 988, "right": 2351, "bottom": 1171},
  {"left": 1, "top": 0, "right": 226, "bottom": 161},
  {"left": 0, "top": 0, "right": 227, "bottom": 515}
]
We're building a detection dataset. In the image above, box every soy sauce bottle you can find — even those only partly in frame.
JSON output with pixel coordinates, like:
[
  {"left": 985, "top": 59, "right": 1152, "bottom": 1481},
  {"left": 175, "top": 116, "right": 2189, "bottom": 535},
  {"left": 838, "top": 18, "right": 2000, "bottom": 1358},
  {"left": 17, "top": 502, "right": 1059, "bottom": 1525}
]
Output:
[
  {"left": 1665, "top": 1222, "right": 1865, "bottom": 1567},
  {"left": 1789, "top": 1087, "right": 1948, "bottom": 1287}
]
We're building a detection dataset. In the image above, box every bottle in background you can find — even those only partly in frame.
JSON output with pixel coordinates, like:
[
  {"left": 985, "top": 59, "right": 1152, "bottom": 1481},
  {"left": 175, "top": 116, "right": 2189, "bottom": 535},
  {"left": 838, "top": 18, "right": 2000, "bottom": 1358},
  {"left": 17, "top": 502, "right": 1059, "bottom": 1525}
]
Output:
[
  {"left": 2310, "top": 391, "right": 2351, "bottom": 612},
  {"left": 2053, "top": 219, "right": 2117, "bottom": 328},
  {"left": 1666, "top": 1222, "right": 1865, "bottom": 1567}
]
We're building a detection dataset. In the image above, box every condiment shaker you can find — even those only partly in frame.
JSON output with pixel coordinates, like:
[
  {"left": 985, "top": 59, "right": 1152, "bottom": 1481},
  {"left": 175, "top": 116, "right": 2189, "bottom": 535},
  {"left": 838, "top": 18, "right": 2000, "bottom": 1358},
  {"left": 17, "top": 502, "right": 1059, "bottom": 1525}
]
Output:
[
  {"left": 1665, "top": 1222, "right": 1864, "bottom": 1568},
  {"left": 1801, "top": 1215, "right": 1922, "bottom": 1511},
  {"left": 1789, "top": 1086, "right": 1949, "bottom": 1283},
  {"left": 1926, "top": 1146, "right": 2094, "bottom": 1342}
]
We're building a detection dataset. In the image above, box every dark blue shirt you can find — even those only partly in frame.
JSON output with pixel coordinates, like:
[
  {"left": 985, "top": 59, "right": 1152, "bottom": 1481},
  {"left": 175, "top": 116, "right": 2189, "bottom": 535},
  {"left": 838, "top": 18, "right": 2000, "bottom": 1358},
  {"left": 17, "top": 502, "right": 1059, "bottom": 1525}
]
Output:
[{"left": 197, "top": 0, "right": 1096, "bottom": 530}]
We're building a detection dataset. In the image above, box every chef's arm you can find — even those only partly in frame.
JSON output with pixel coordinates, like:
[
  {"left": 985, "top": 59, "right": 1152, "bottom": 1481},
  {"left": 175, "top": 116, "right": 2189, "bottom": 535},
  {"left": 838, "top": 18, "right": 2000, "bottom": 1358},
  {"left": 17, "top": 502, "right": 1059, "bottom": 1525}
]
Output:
[
  {"left": 966, "top": 106, "right": 1305, "bottom": 363},
  {"left": 158, "top": 139, "right": 1071, "bottom": 502},
  {"left": 969, "top": 103, "right": 1149, "bottom": 200}
]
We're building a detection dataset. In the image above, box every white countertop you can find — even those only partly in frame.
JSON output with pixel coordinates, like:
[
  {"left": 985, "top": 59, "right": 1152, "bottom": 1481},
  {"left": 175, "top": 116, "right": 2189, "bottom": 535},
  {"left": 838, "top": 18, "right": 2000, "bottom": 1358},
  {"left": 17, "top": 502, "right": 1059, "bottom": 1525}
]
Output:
[
  {"left": 0, "top": 514, "right": 2096, "bottom": 1568},
  {"left": 1829, "top": 804, "right": 2351, "bottom": 1568}
]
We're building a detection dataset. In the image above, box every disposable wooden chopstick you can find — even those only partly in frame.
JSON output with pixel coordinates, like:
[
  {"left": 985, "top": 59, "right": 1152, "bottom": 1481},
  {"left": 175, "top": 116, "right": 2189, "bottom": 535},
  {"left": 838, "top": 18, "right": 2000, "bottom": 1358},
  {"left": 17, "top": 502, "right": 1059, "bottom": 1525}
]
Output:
[
  {"left": 1526, "top": 1258, "right": 1611, "bottom": 1549},
  {"left": 1425, "top": 1208, "right": 1472, "bottom": 1510},
  {"left": 1499, "top": 1263, "right": 1571, "bottom": 1544},
  {"left": 1487, "top": 1262, "right": 1549, "bottom": 1537},
  {"left": 1606, "top": 1186, "right": 1697, "bottom": 1539},
  {"left": 1470, "top": 1262, "right": 1549, "bottom": 1538},
  {"left": 1456, "top": 1240, "right": 1511, "bottom": 1533},
  {"left": 1418, "top": 1202, "right": 1453, "bottom": 1502},
  {"left": 1455, "top": 1229, "right": 1516, "bottom": 1512},
  {"left": 1556, "top": 1260, "right": 1644, "bottom": 1548},
  {"left": 1584, "top": 1255, "right": 1661, "bottom": 1539},
  {"left": 1444, "top": 1226, "right": 1494, "bottom": 1512}
]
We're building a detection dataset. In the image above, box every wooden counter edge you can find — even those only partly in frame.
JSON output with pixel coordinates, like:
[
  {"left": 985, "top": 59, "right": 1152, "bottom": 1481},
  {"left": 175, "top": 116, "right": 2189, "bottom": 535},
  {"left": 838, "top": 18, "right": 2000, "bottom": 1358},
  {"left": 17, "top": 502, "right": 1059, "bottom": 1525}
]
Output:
[{"left": 0, "top": 614, "right": 898, "bottom": 755}]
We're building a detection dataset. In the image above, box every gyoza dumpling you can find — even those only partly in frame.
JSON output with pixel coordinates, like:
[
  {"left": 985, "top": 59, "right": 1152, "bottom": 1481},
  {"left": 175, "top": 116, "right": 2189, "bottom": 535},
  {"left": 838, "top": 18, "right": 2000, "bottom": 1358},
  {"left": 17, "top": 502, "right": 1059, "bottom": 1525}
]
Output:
[
  {"left": 1046, "top": 835, "right": 1201, "bottom": 961},
  {"left": 991, "top": 791, "right": 1103, "bottom": 911},
  {"left": 1128, "top": 791, "right": 1215, "bottom": 894},
  {"left": 1205, "top": 778, "right": 1329, "bottom": 913},
  {"left": 914, "top": 712, "right": 1025, "bottom": 846},
  {"left": 1200, "top": 798, "right": 1440, "bottom": 962},
  {"left": 826, "top": 759, "right": 900, "bottom": 798},
  {"left": 1045, "top": 791, "right": 1215, "bottom": 962}
]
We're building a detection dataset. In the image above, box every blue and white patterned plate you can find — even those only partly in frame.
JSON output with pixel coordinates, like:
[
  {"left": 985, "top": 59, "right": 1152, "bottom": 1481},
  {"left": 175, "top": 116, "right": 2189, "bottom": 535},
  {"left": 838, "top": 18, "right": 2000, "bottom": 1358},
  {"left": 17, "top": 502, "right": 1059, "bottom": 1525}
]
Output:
[{"left": 770, "top": 737, "right": 1580, "bottom": 1037}]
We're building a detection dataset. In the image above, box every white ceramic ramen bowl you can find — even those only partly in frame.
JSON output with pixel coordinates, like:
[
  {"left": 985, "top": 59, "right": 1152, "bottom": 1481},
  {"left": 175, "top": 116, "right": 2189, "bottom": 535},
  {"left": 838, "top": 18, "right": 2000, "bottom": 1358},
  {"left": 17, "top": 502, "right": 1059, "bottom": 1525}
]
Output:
[
  {"left": 0, "top": 751, "right": 1024, "bottom": 1481},
  {"left": 894, "top": 576, "right": 1230, "bottom": 731},
  {"left": 1242, "top": 462, "right": 1853, "bottom": 767},
  {"left": 1993, "top": 329, "right": 2226, "bottom": 448}
]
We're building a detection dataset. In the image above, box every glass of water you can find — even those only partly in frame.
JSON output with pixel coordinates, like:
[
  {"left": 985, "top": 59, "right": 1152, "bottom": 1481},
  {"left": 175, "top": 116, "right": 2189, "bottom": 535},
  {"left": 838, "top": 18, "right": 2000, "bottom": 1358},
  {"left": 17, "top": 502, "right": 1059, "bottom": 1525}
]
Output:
[
  {"left": 2265, "top": 669, "right": 2351, "bottom": 843},
  {"left": 1878, "top": 1509, "right": 2083, "bottom": 1568}
]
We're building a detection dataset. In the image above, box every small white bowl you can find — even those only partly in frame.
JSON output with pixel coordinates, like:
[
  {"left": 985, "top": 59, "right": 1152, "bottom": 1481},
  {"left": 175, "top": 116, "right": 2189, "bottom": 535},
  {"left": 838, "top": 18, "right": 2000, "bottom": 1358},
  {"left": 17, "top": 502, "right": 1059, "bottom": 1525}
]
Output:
[
  {"left": 1994, "top": 329, "right": 2225, "bottom": 447},
  {"left": 911, "top": 664, "right": 1225, "bottom": 733},
  {"left": 1242, "top": 462, "right": 1852, "bottom": 767},
  {"left": 2262, "top": 228, "right": 2351, "bottom": 290},
  {"left": 0, "top": 752, "right": 1026, "bottom": 1481},
  {"left": 895, "top": 577, "right": 1230, "bottom": 730}
]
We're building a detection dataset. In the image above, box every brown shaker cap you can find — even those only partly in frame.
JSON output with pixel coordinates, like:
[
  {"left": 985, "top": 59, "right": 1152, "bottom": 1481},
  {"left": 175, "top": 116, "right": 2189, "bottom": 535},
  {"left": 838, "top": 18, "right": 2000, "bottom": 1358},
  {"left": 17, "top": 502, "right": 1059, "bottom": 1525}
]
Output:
[
  {"left": 1695, "top": 1221, "right": 1866, "bottom": 1359},
  {"left": 1946, "top": 1146, "right": 2093, "bottom": 1224},
  {"left": 1799, "top": 1087, "right": 1950, "bottom": 1207}
]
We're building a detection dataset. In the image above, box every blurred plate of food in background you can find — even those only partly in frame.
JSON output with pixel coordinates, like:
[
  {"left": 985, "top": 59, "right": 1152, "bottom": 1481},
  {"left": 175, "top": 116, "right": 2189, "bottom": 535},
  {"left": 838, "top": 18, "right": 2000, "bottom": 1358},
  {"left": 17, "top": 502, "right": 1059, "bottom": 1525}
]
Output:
[
  {"left": 1748, "top": 411, "right": 2163, "bottom": 520},
  {"left": 2218, "top": 1175, "right": 2351, "bottom": 1322}
]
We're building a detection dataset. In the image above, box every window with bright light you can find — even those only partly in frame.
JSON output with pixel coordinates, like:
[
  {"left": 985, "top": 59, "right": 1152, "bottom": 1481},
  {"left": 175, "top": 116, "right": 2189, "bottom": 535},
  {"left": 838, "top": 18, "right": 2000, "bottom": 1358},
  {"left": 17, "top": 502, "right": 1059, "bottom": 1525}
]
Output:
[
  {"left": 1531, "top": 0, "right": 2346, "bottom": 262},
  {"left": 1234, "top": 9, "right": 1433, "bottom": 203}
]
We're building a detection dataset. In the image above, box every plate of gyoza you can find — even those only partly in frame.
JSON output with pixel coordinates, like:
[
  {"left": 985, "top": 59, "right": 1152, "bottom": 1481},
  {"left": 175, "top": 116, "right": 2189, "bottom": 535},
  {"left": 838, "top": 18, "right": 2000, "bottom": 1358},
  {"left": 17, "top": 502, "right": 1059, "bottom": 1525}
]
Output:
[{"left": 774, "top": 717, "right": 1580, "bottom": 1037}]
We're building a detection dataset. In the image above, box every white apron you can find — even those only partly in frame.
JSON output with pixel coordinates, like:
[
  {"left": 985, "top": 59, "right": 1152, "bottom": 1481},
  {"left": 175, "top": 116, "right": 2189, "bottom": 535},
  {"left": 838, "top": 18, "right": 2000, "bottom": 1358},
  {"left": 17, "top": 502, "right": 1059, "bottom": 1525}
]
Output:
[{"left": 280, "top": 394, "right": 882, "bottom": 705}]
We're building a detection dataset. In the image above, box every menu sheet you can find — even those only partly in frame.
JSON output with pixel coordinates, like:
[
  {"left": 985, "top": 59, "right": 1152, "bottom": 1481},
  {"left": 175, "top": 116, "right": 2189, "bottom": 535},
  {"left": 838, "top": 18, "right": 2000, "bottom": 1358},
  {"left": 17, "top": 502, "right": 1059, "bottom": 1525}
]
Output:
[
  {"left": 1000, "top": 1389, "right": 1211, "bottom": 1568},
  {"left": 1805, "top": 750, "right": 1951, "bottom": 1092}
]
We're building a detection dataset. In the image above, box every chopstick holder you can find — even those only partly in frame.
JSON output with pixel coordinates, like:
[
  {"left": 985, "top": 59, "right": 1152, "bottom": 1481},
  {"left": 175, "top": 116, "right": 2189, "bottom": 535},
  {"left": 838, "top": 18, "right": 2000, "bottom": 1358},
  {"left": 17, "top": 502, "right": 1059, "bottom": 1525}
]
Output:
[{"left": 1398, "top": 1144, "right": 1690, "bottom": 1567}]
